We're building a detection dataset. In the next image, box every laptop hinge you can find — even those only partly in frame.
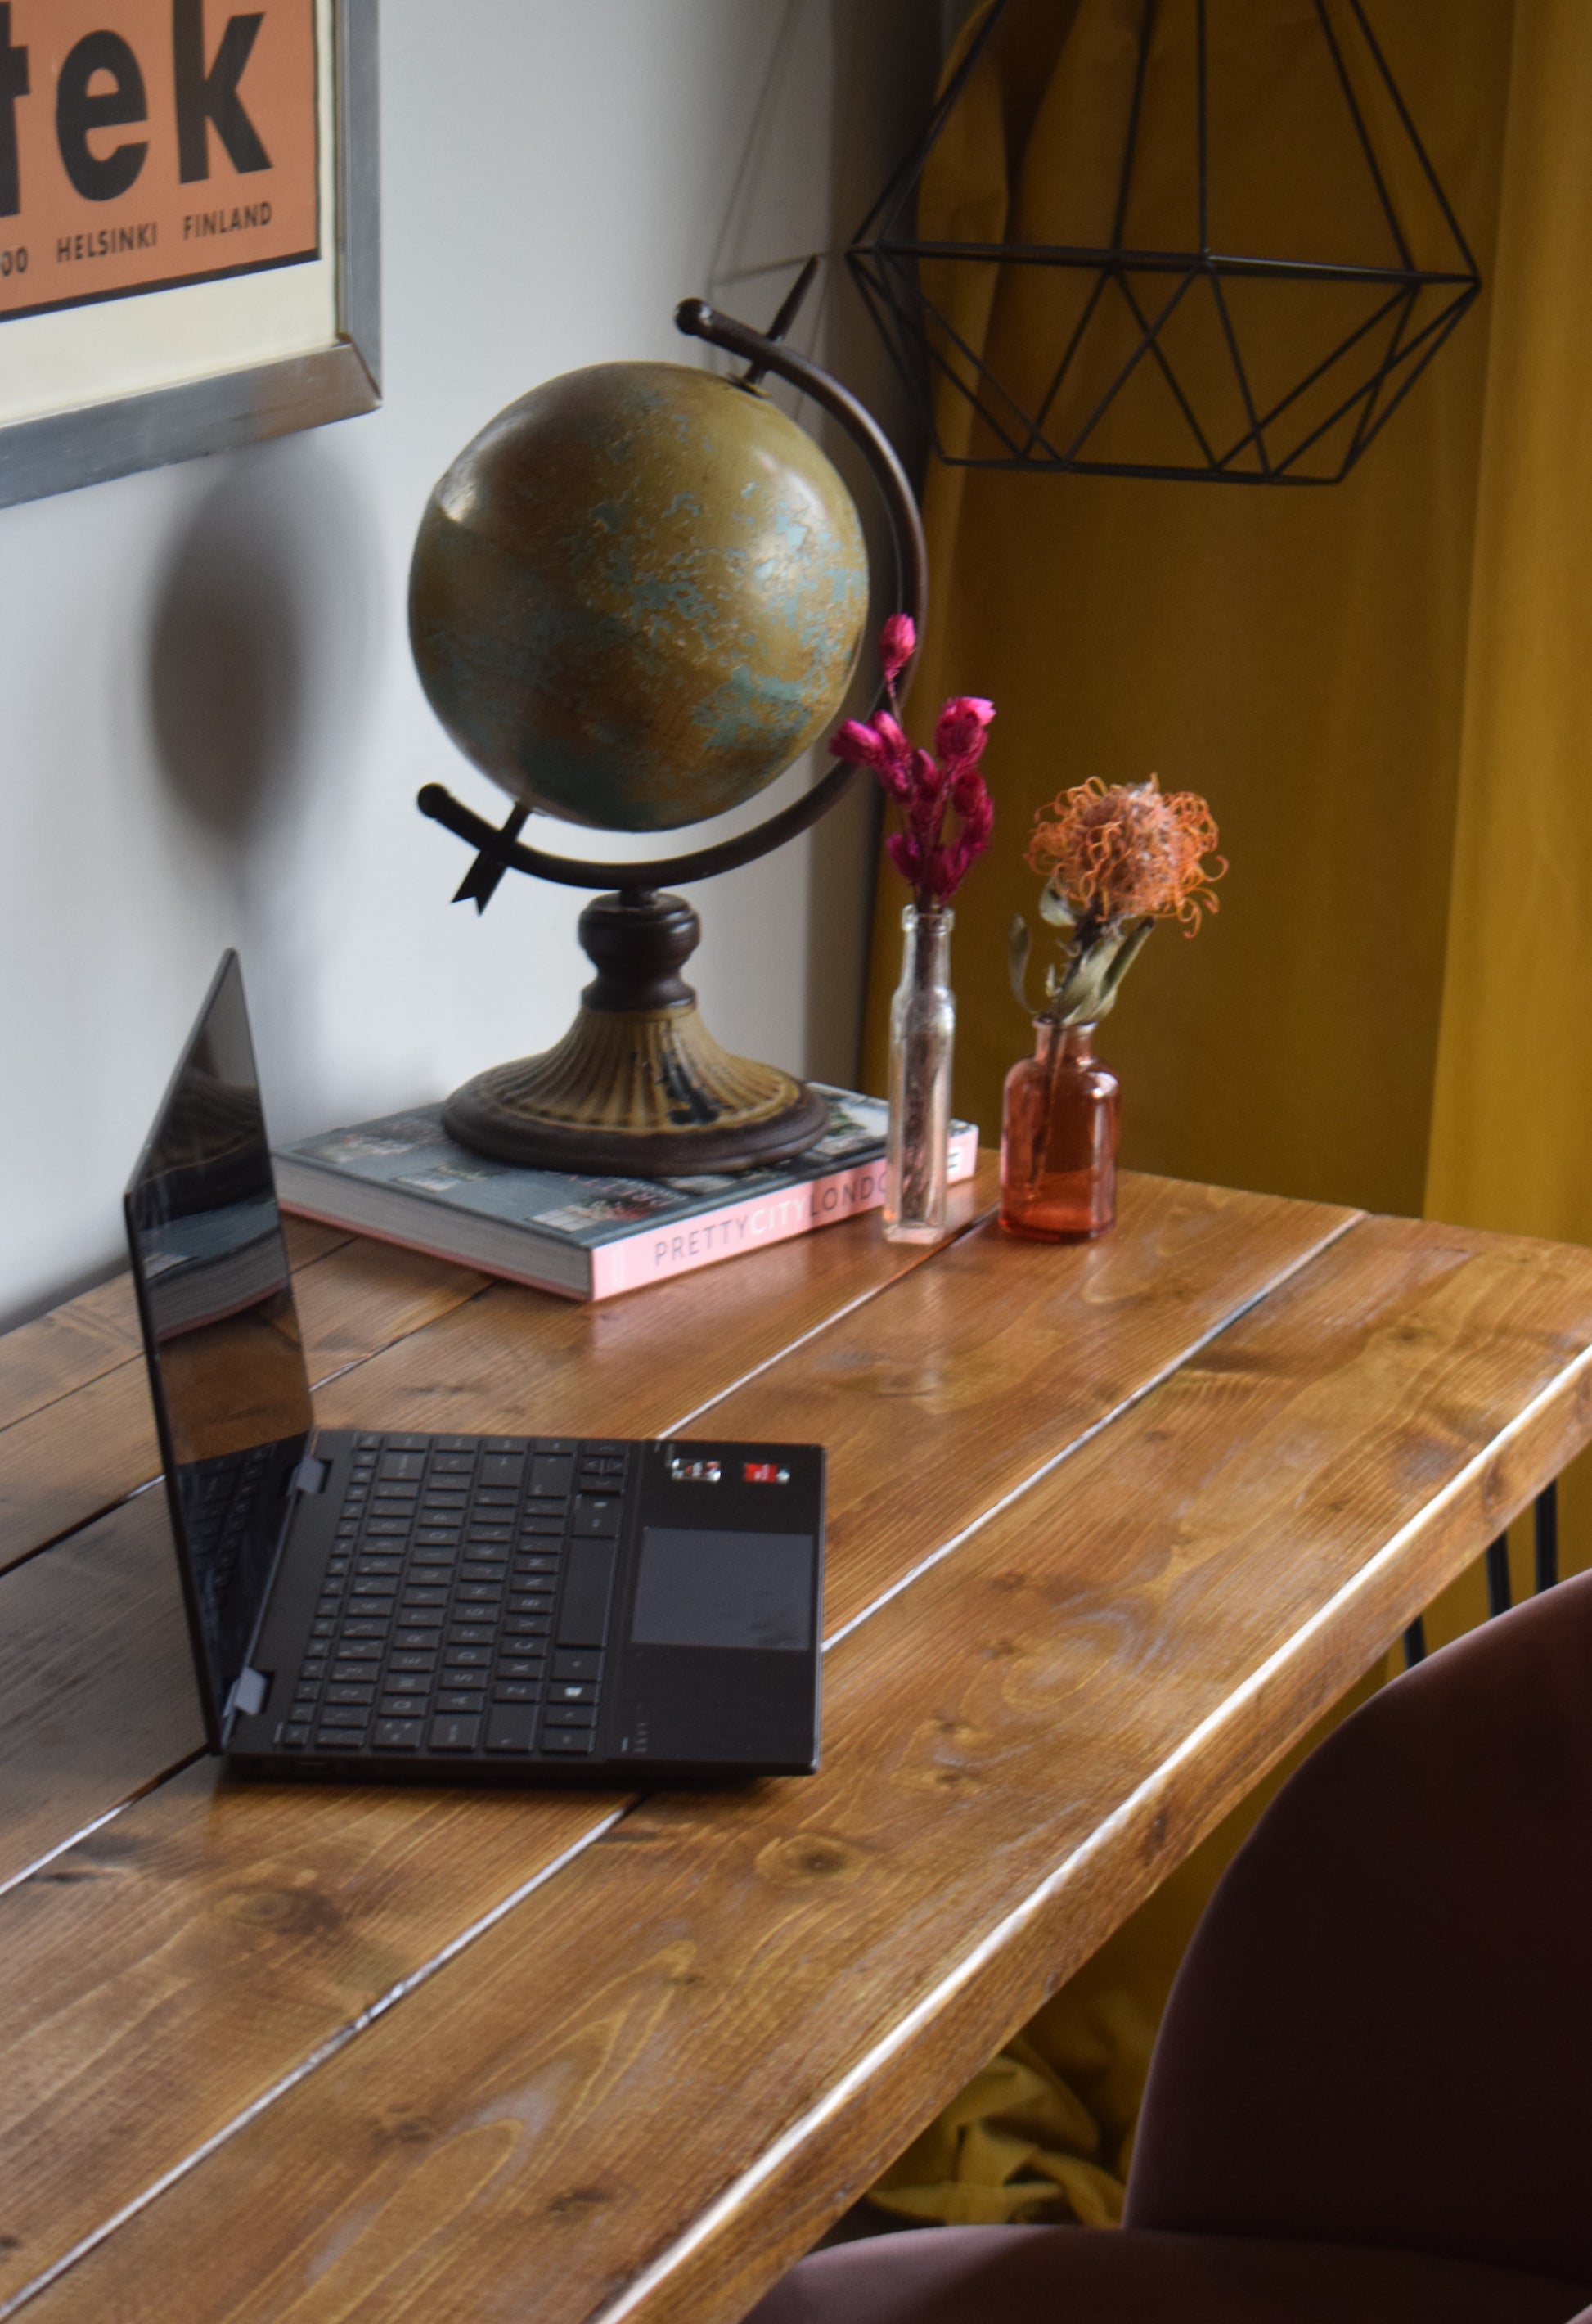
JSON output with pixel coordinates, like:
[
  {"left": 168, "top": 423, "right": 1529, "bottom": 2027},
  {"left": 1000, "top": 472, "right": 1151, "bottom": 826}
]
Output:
[
  {"left": 225, "top": 1666, "right": 269, "bottom": 1720},
  {"left": 292, "top": 1454, "right": 329, "bottom": 1496}
]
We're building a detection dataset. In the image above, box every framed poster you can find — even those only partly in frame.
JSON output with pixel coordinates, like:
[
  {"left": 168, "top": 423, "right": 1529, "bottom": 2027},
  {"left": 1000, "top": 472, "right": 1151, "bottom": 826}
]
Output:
[{"left": 0, "top": 0, "right": 377, "bottom": 509}]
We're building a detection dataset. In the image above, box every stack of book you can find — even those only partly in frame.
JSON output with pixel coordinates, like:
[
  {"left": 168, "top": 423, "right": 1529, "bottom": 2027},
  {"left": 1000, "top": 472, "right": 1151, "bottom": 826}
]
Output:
[{"left": 275, "top": 1087, "right": 978, "bottom": 1302}]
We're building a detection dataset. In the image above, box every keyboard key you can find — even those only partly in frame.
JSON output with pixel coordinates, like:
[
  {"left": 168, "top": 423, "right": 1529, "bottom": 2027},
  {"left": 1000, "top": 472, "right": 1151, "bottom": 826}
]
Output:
[
  {"left": 448, "top": 1624, "right": 497, "bottom": 1646},
  {"left": 379, "top": 1452, "right": 426, "bottom": 1481},
  {"left": 544, "top": 1704, "right": 596, "bottom": 1727},
  {"left": 342, "top": 1618, "right": 391, "bottom": 1640},
  {"left": 572, "top": 1496, "right": 623, "bottom": 1538},
  {"left": 351, "top": 1579, "right": 396, "bottom": 1598},
  {"left": 389, "top": 1651, "right": 438, "bottom": 1673},
  {"left": 530, "top": 1454, "right": 574, "bottom": 1498},
  {"left": 508, "top": 1597, "right": 553, "bottom": 1619},
  {"left": 444, "top": 1646, "right": 492, "bottom": 1668},
  {"left": 300, "top": 1659, "right": 329, "bottom": 1680},
  {"left": 498, "top": 1658, "right": 546, "bottom": 1681},
  {"left": 519, "top": 1517, "right": 564, "bottom": 1538},
  {"left": 430, "top": 1714, "right": 480, "bottom": 1751},
  {"left": 354, "top": 1434, "right": 382, "bottom": 1449},
  {"left": 479, "top": 1453, "right": 524, "bottom": 1488},
  {"left": 500, "top": 1638, "right": 548, "bottom": 1662},
  {"left": 373, "top": 1719, "right": 425, "bottom": 1750},
  {"left": 332, "top": 1642, "right": 382, "bottom": 1662},
  {"left": 382, "top": 1672, "right": 433, "bottom": 1697},
  {"left": 402, "top": 1588, "right": 449, "bottom": 1607},
  {"left": 320, "top": 1706, "right": 371, "bottom": 1728},
  {"left": 493, "top": 1681, "right": 542, "bottom": 1702},
  {"left": 326, "top": 1683, "right": 376, "bottom": 1705},
  {"left": 456, "top": 1584, "right": 502, "bottom": 1606},
  {"left": 558, "top": 1540, "right": 615, "bottom": 1646},
  {"left": 551, "top": 1650, "right": 602, "bottom": 1681},
  {"left": 461, "top": 1560, "right": 507, "bottom": 1579},
  {"left": 357, "top": 1558, "right": 402, "bottom": 1576},
  {"left": 311, "top": 1619, "right": 336, "bottom": 1638},
  {"left": 379, "top": 1696, "right": 430, "bottom": 1723},
  {"left": 436, "top": 1688, "right": 486, "bottom": 1714},
  {"left": 313, "top": 1732, "right": 366, "bottom": 1752},
  {"left": 281, "top": 1724, "right": 311, "bottom": 1747},
  {"left": 542, "top": 1728, "right": 595, "bottom": 1754},
  {"left": 432, "top": 1453, "right": 474, "bottom": 1475},
  {"left": 549, "top": 1681, "right": 598, "bottom": 1705},
  {"left": 394, "top": 1628, "right": 441, "bottom": 1651},
  {"left": 486, "top": 1708, "right": 538, "bottom": 1752}
]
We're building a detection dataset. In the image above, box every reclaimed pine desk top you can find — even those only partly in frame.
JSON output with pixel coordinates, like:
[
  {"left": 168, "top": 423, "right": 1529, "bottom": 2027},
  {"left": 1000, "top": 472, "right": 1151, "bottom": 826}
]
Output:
[{"left": 5, "top": 1166, "right": 1592, "bottom": 2324}]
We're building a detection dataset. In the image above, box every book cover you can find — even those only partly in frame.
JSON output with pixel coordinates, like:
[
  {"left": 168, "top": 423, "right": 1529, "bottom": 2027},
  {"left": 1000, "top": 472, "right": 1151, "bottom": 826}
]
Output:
[{"left": 275, "top": 1088, "right": 978, "bottom": 1302}]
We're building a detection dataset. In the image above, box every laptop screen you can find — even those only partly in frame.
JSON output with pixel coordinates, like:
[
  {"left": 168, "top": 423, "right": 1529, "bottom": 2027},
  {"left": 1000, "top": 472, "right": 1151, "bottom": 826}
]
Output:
[{"left": 124, "top": 953, "right": 313, "bottom": 1737}]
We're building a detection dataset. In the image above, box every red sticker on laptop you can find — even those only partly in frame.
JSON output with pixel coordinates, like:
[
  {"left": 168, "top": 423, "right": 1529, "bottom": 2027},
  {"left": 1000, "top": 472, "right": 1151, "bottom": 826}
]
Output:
[{"left": 743, "top": 1462, "right": 790, "bottom": 1485}]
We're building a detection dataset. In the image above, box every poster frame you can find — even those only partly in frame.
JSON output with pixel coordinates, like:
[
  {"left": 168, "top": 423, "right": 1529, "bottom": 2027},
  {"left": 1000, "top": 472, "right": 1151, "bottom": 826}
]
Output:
[{"left": 0, "top": 0, "right": 379, "bottom": 511}]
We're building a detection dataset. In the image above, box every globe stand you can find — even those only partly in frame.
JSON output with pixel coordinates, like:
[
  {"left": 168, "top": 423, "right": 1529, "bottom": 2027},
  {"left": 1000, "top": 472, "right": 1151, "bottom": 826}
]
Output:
[
  {"left": 443, "top": 888, "right": 830, "bottom": 1174},
  {"left": 416, "top": 279, "right": 928, "bottom": 1181}
]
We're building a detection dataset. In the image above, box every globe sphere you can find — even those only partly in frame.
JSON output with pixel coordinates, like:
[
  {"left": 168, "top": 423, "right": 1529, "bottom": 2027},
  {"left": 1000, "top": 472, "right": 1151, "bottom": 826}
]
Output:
[{"left": 408, "top": 360, "right": 870, "bottom": 835}]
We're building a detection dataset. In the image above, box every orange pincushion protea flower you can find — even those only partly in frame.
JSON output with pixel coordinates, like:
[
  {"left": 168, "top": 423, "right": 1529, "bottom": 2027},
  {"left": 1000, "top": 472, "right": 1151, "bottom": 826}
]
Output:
[{"left": 1026, "top": 776, "right": 1224, "bottom": 932}]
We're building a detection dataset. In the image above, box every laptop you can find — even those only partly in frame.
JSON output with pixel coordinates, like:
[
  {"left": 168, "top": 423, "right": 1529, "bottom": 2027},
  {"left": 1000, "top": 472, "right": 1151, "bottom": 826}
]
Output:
[{"left": 124, "top": 953, "right": 825, "bottom": 1785}]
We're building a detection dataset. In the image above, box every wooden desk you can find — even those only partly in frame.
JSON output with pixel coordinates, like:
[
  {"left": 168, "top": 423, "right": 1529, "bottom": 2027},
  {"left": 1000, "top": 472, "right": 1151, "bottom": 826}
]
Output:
[{"left": 5, "top": 1170, "right": 1592, "bottom": 2324}]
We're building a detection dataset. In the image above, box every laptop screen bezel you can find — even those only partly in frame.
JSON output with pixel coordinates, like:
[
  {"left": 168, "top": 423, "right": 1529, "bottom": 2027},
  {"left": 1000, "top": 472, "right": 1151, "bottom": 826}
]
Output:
[{"left": 123, "top": 950, "right": 313, "bottom": 1746}]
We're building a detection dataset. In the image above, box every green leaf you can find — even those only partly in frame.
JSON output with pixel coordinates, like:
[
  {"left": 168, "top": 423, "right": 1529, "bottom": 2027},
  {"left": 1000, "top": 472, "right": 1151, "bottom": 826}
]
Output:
[
  {"left": 1096, "top": 919, "right": 1153, "bottom": 1016},
  {"left": 1007, "top": 914, "right": 1033, "bottom": 1016},
  {"left": 1038, "top": 881, "right": 1077, "bottom": 929}
]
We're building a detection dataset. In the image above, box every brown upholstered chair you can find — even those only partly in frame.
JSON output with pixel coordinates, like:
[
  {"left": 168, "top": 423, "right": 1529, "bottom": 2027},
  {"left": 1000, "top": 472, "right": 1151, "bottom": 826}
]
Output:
[{"left": 748, "top": 1571, "right": 1592, "bottom": 2323}]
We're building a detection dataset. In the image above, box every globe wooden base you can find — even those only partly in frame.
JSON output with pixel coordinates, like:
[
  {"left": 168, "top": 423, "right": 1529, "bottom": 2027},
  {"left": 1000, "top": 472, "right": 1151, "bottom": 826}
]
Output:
[{"left": 442, "top": 890, "right": 831, "bottom": 1178}]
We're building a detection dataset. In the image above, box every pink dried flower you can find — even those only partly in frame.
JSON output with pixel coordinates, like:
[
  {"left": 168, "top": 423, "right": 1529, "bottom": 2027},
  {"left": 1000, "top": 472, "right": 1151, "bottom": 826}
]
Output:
[
  {"left": 879, "top": 612, "right": 917, "bottom": 687},
  {"left": 831, "top": 622, "right": 995, "bottom": 909}
]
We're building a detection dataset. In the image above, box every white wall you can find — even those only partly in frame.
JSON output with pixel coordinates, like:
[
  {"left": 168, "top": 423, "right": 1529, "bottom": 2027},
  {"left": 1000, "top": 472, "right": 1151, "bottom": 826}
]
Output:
[{"left": 0, "top": 0, "right": 939, "bottom": 1329}]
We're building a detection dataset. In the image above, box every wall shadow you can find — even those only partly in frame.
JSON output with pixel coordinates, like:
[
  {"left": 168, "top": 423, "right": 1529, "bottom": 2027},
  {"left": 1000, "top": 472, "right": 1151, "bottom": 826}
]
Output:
[{"left": 144, "top": 433, "right": 380, "bottom": 1123}]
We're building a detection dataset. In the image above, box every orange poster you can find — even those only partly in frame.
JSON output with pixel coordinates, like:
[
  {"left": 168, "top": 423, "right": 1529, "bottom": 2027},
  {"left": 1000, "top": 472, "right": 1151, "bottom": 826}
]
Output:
[{"left": 0, "top": 0, "right": 318, "bottom": 321}]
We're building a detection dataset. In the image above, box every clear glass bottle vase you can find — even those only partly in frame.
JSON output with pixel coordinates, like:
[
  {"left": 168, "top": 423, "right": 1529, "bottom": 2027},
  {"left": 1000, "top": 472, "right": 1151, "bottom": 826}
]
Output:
[{"left": 884, "top": 903, "right": 955, "bottom": 1243}]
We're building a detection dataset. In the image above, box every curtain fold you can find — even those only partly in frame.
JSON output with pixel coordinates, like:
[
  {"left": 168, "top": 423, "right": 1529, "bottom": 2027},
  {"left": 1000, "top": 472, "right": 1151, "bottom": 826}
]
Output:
[{"left": 857, "top": 0, "right": 1592, "bottom": 2229}]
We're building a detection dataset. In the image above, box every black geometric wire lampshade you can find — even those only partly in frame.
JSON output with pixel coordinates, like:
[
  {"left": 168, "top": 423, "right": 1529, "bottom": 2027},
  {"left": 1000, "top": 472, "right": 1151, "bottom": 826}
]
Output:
[{"left": 848, "top": 0, "right": 1481, "bottom": 484}]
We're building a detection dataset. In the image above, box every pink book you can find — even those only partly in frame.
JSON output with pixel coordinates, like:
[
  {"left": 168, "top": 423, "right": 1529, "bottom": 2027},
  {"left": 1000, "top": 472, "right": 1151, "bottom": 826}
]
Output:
[{"left": 276, "top": 1087, "right": 978, "bottom": 1303}]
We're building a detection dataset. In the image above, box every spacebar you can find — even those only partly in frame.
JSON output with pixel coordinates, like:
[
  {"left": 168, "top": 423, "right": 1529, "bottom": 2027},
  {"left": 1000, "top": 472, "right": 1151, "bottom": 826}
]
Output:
[{"left": 558, "top": 1541, "right": 615, "bottom": 1648}]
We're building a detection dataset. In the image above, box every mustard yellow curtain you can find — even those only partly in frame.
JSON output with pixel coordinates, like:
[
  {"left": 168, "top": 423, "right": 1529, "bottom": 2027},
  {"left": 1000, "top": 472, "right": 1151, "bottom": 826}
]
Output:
[{"left": 859, "top": 0, "right": 1592, "bottom": 2230}]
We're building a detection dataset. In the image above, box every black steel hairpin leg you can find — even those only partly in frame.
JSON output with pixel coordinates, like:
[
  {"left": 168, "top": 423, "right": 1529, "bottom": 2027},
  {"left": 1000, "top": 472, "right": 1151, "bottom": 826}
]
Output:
[
  {"left": 1535, "top": 1480, "right": 1559, "bottom": 1592},
  {"left": 1408, "top": 1479, "right": 1560, "bottom": 1669}
]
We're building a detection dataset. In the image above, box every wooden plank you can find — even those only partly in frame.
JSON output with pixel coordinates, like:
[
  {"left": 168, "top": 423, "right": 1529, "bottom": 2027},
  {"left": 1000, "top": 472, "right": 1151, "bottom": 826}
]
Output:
[
  {"left": 0, "top": 1175, "right": 1349, "bottom": 2309},
  {"left": 17, "top": 1214, "right": 1592, "bottom": 2324},
  {"left": 0, "top": 1223, "right": 345, "bottom": 1435},
  {"left": 0, "top": 1236, "right": 488, "bottom": 1578},
  {"left": 304, "top": 1167, "right": 1002, "bottom": 1442}
]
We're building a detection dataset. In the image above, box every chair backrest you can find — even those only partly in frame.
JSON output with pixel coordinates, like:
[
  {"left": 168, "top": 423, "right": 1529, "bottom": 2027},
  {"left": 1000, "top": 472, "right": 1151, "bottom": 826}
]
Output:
[{"left": 1126, "top": 1570, "right": 1592, "bottom": 2285}]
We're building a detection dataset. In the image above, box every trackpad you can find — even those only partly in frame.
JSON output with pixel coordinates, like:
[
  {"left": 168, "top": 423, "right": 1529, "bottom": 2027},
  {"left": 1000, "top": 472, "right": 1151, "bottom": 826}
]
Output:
[{"left": 631, "top": 1528, "right": 814, "bottom": 1651}]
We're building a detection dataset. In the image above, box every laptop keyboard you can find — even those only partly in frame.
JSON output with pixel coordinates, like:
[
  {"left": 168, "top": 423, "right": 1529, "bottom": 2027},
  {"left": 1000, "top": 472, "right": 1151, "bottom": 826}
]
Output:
[{"left": 277, "top": 1433, "right": 627, "bottom": 1760}]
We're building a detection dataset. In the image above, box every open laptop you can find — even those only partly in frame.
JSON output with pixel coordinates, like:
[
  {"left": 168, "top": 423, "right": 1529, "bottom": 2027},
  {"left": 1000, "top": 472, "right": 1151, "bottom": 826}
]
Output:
[{"left": 124, "top": 953, "right": 825, "bottom": 1785}]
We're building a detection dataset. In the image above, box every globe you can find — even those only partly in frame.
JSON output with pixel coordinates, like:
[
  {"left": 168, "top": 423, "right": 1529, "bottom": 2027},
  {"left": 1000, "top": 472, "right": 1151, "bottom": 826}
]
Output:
[{"left": 408, "top": 359, "right": 870, "bottom": 835}]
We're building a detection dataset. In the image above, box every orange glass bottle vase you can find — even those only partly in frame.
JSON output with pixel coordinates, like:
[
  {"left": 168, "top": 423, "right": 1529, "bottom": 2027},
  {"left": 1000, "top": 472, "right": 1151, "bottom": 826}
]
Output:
[{"left": 1000, "top": 1020, "right": 1119, "bottom": 1241}]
